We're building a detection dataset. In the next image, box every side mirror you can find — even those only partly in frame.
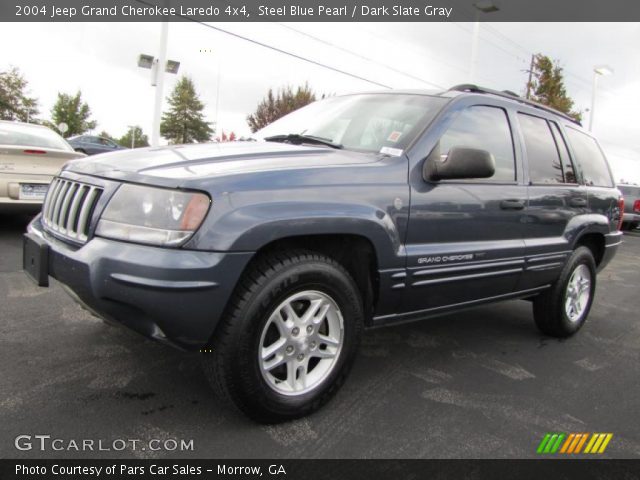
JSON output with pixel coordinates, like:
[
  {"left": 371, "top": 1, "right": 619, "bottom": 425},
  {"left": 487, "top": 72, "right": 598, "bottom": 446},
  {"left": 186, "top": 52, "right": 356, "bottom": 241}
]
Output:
[{"left": 423, "top": 145, "right": 495, "bottom": 181}]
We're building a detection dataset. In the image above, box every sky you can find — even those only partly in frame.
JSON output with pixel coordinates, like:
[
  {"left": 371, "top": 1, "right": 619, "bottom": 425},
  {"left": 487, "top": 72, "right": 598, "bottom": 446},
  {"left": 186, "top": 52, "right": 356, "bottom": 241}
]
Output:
[{"left": 1, "top": 21, "right": 639, "bottom": 183}]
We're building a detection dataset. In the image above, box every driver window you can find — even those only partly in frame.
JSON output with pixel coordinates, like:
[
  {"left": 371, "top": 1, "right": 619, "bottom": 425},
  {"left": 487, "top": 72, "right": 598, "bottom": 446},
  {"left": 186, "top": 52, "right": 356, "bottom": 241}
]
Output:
[{"left": 439, "top": 105, "right": 516, "bottom": 182}]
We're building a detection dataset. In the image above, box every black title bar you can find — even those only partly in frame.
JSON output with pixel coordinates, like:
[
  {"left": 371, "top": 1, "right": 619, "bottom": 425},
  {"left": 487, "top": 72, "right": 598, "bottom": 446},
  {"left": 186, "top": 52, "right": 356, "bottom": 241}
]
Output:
[
  {"left": 2, "top": 0, "right": 640, "bottom": 22},
  {"left": 2, "top": 459, "right": 640, "bottom": 480}
]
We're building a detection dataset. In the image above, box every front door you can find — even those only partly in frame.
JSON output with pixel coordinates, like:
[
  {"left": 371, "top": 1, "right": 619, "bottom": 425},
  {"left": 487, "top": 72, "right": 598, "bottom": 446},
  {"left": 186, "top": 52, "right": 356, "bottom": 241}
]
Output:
[{"left": 403, "top": 104, "right": 527, "bottom": 313}]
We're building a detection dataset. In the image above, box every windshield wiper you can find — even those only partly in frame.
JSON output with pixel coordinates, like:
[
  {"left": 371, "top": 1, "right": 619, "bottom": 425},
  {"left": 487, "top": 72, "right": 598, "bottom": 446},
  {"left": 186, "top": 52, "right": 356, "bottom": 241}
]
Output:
[{"left": 264, "top": 133, "right": 343, "bottom": 149}]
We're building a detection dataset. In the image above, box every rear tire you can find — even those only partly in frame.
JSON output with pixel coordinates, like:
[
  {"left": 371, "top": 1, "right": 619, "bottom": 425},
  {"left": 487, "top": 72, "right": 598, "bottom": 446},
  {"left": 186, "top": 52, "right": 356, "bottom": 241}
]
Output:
[
  {"left": 533, "top": 246, "right": 596, "bottom": 337},
  {"left": 202, "top": 250, "right": 364, "bottom": 423}
]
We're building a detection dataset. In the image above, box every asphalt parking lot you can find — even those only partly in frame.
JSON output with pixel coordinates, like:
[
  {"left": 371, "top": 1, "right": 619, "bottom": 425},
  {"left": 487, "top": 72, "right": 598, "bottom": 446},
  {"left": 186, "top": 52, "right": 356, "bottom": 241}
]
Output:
[{"left": 1, "top": 213, "right": 639, "bottom": 459}]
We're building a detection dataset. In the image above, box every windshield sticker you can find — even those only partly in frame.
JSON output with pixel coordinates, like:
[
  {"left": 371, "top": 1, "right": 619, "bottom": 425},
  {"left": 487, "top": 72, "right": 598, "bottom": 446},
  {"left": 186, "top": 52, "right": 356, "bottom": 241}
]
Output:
[
  {"left": 387, "top": 131, "right": 402, "bottom": 142},
  {"left": 380, "top": 146, "right": 404, "bottom": 156}
]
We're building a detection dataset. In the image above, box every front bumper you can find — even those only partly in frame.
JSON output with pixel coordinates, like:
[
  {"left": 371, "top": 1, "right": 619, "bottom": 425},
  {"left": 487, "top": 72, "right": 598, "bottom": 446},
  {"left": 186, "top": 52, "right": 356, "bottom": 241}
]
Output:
[{"left": 25, "top": 216, "right": 253, "bottom": 350}]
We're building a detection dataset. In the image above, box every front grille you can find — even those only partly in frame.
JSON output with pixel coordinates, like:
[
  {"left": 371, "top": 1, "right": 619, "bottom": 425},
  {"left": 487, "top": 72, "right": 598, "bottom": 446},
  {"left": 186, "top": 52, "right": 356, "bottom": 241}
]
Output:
[{"left": 42, "top": 178, "right": 103, "bottom": 243}]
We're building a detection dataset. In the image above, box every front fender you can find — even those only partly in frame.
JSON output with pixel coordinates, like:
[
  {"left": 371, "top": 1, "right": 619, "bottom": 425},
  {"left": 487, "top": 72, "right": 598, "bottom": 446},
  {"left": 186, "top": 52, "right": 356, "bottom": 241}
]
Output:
[{"left": 190, "top": 198, "right": 406, "bottom": 270}]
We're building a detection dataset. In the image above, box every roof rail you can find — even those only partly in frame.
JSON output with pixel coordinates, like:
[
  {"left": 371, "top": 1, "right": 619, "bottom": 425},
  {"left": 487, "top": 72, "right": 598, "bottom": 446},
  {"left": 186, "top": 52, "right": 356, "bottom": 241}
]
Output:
[{"left": 448, "top": 84, "right": 581, "bottom": 125}]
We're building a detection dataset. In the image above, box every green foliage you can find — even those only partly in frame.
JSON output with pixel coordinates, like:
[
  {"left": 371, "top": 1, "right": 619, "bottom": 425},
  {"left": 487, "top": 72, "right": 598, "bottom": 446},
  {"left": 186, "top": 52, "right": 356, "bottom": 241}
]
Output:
[
  {"left": 98, "top": 131, "right": 115, "bottom": 141},
  {"left": 160, "top": 76, "right": 213, "bottom": 144},
  {"left": 0, "top": 66, "right": 39, "bottom": 122},
  {"left": 119, "top": 126, "right": 149, "bottom": 148},
  {"left": 528, "top": 54, "right": 582, "bottom": 122},
  {"left": 49, "top": 91, "right": 97, "bottom": 137},
  {"left": 247, "top": 83, "right": 317, "bottom": 133}
]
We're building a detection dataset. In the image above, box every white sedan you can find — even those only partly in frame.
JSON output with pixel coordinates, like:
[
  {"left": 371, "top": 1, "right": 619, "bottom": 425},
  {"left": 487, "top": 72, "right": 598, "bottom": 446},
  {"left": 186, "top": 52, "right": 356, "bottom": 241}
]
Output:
[{"left": 0, "top": 121, "right": 86, "bottom": 213}]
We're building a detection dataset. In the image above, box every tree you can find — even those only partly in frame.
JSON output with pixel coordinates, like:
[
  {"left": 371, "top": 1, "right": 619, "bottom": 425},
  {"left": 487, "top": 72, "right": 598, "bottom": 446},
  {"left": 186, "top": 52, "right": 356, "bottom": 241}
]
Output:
[
  {"left": 0, "top": 66, "right": 39, "bottom": 122},
  {"left": 98, "top": 130, "right": 115, "bottom": 141},
  {"left": 527, "top": 54, "right": 582, "bottom": 122},
  {"left": 50, "top": 91, "right": 97, "bottom": 137},
  {"left": 119, "top": 126, "right": 149, "bottom": 148},
  {"left": 247, "top": 83, "right": 317, "bottom": 133},
  {"left": 216, "top": 131, "right": 237, "bottom": 142},
  {"left": 160, "top": 76, "right": 213, "bottom": 144}
]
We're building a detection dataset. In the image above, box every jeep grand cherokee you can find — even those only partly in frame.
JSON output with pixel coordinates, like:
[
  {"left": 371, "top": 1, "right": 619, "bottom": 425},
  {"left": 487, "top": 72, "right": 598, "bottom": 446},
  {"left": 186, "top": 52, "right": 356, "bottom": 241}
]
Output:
[{"left": 23, "top": 85, "right": 623, "bottom": 422}]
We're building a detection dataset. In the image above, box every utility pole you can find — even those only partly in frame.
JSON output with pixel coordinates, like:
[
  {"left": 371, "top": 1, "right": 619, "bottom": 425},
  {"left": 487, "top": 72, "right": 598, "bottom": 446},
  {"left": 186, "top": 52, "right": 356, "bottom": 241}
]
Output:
[{"left": 525, "top": 54, "right": 535, "bottom": 99}]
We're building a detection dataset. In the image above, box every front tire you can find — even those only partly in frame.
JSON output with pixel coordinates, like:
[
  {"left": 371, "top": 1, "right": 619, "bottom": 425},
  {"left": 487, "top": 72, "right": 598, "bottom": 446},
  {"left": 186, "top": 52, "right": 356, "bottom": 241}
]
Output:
[
  {"left": 533, "top": 246, "right": 596, "bottom": 337},
  {"left": 202, "top": 250, "right": 364, "bottom": 423}
]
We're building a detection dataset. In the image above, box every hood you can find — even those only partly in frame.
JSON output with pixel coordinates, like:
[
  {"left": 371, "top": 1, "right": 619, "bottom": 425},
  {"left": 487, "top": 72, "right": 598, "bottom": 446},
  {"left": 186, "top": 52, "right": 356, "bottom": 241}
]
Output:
[{"left": 63, "top": 141, "right": 381, "bottom": 179}]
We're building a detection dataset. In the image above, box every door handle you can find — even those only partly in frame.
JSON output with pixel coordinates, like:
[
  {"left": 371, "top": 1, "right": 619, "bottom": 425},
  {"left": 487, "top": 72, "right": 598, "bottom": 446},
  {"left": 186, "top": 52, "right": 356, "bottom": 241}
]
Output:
[
  {"left": 569, "top": 197, "right": 588, "bottom": 207},
  {"left": 500, "top": 199, "right": 525, "bottom": 210}
]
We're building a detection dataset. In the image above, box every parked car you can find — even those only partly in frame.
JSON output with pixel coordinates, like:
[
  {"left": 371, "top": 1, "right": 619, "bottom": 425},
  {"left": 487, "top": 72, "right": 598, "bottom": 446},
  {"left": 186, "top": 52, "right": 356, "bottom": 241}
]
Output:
[
  {"left": 0, "top": 121, "right": 85, "bottom": 213},
  {"left": 617, "top": 184, "right": 640, "bottom": 230},
  {"left": 67, "top": 135, "right": 126, "bottom": 155},
  {"left": 23, "top": 85, "right": 623, "bottom": 422}
]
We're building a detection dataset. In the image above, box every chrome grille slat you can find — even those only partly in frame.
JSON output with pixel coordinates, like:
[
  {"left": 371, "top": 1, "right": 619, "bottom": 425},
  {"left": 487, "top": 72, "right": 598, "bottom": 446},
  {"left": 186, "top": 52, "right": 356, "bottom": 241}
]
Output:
[
  {"left": 76, "top": 187, "right": 99, "bottom": 241},
  {"left": 65, "top": 185, "right": 85, "bottom": 234},
  {"left": 41, "top": 178, "right": 103, "bottom": 243},
  {"left": 51, "top": 181, "right": 70, "bottom": 229},
  {"left": 58, "top": 182, "right": 77, "bottom": 233},
  {"left": 44, "top": 179, "right": 63, "bottom": 225}
]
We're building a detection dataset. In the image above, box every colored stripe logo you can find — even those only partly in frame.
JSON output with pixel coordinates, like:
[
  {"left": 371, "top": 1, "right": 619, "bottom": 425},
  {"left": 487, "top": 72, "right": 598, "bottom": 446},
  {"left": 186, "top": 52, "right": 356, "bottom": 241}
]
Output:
[{"left": 537, "top": 433, "right": 613, "bottom": 454}]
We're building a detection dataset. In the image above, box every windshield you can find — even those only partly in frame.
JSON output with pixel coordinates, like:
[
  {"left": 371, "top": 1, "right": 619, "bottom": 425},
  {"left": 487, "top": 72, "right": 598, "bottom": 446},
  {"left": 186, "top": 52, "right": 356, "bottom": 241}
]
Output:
[
  {"left": 255, "top": 93, "right": 447, "bottom": 154},
  {"left": 0, "top": 122, "right": 73, "bottom": 151}
]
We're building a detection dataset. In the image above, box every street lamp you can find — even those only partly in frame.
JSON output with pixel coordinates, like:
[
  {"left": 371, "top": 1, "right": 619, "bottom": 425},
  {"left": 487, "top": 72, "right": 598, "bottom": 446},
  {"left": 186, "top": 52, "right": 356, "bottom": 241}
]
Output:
[
  {"left": 127, "top": 125, "right": 136, "bottom": 149},
  {"left": 137, "top": 24, "right": 181, "bottom": 147},
  {"left": 470, "top": 1, "right": 500, "bottom": 83},
  {"left": 589, "top": 65, "right": 613, "bottom": 132}
]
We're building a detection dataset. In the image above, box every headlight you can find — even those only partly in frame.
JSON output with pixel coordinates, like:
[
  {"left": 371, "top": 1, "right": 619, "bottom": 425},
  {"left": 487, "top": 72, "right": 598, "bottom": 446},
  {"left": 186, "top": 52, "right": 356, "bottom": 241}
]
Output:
[{"left": 95, "top": 184, "right": 210, "bottom": 247}]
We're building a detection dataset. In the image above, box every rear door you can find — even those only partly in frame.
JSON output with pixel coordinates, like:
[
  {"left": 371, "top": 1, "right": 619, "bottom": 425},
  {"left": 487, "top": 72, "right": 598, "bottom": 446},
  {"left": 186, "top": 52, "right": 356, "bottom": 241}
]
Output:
[
  {"left": 563, "top": 126, "right": 619, "bottom": 232},
  {"left": 403, "top": 103, "right": 528, "bottom": 313},
  {"left": 517, "top": 113, "right": 587, "bottom": 290}
]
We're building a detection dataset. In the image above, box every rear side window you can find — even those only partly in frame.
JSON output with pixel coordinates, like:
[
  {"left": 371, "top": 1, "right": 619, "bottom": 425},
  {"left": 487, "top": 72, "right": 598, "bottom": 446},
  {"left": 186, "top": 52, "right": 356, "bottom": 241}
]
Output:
[
  {"left": 438, "top": 105, "right": 516, "bottom": 182},
  {"left": 565, "top": 127, "right": 614, "bottom": 187},
  {"left": 518, "top": 113, "right": 565, "bottom": 184},
  {"left": 549, "top": 122, "right": 577, "bottom": 183}
]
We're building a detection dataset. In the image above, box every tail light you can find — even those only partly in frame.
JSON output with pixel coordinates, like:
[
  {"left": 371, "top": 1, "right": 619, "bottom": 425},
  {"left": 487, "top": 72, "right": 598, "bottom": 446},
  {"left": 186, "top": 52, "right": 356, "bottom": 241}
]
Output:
[
  {"left": 23, "top": 149, "right": 47, "bottom": 154},
  {"left": 617, "top": 196, "right": 624, "bottom": 231},
  {"left": 634, "top": 199, "right": 640, "bottom": 213}
]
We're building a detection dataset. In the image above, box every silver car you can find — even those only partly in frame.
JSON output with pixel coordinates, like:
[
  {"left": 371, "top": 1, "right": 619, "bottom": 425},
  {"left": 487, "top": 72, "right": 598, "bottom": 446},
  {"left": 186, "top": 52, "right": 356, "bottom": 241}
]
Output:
[{"left": 0, "top": 121, "right": 85, "bottom": 213}]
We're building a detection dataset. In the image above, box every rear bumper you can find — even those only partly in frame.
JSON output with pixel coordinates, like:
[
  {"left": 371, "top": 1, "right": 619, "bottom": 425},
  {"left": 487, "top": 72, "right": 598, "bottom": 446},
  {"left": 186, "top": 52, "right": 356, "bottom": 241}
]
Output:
[
  {"left": 623, "top": 213, "right": 640, "bottom": 224},
  {"left": 599, "top": 230, "right": 623, "bottom": 272},
  {"left": 0, "top": 173, "right": 51, "bottom": 212},
  {"left": 0, "top": 199, "right": 43, "bottom": 213},
  {"left": 26, "top": 216, "right": 253, "bottom": 350}
]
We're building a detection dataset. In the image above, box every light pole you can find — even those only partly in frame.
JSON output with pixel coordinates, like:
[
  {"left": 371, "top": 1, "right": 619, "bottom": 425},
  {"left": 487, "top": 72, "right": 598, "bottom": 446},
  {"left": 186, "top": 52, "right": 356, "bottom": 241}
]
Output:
[
  {"left": 470, "top": 1, "right": 500, "bottom": 84},
  {"left": 589, "top": 65, "right": 613, "bottom": 132},
  {"left": 152, "top": 21, "right": 169, "bottom": 148},
  {"left": 127, "top": 125, "right": 136, "bottom": 149},
  {"left": 137, "top": 24, "right": 181, "bottom": 147}
]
